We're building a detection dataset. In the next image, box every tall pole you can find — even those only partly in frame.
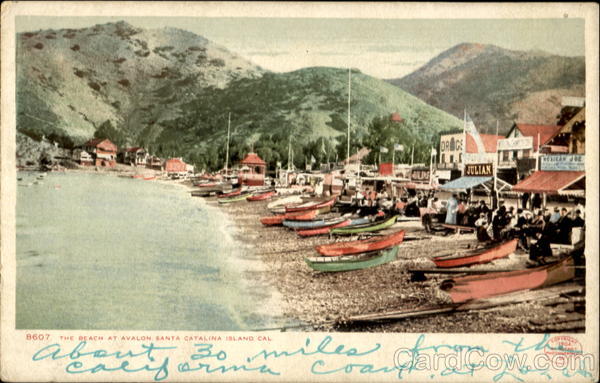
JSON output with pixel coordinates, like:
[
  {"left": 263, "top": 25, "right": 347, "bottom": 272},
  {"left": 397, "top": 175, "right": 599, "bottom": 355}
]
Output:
[
  {"left": 410, "top": 145, "right": 414, "bottom": 166},
  {"left": 493, "top": 120, "right": 499, "bottom": 204},
  {"left": 535, "top": 132, "right": 541, "bottom": 170},
  {"left": 346, "top": 68, "right": 351, "bottom": 165},
  {"left": 225, "top": 112, "right": 231, "bottom": 174},
  {"left": 462, "top": 108, "right": 466, "bottom": 176},
  {"left": 287, "top": 137, "right": 291, "bottom": 172},
  {"left": 429, "top": 147, "right": 433, "bottom": 185}
]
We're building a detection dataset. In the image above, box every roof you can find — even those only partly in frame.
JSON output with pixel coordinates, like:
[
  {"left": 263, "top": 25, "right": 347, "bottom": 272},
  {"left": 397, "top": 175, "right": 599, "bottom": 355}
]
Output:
[
  {"left": 240, "top": 152, "right": 266, "bottom": 165},
  {"left": 166, "top": 158, "right": 186, "bottom": 164},
  {"left": 390, "top": 113, "right": 403, "bottom": 122},
  {"left": 84, "top": 138, "right": 108, "bottom": 147},
  {"left": 514, "top": 124, "right": 563, "bottom": 151},
  {"left": 512, "top": 171, "right": 585, "bottom": 194},
  {"left": 553, "top": 107, "right": 585, "bottom": 138},
  {"left": 346, "top": 147, "right": 371, "bottom": 163},
  {"left": 440, "top": 176, "right": 492, "bottom": 191},
  {"left": 125, "top": 147, "right": 144, "bottom": 152},
  {"left": 465, "top": 134, "right": 502, "bottom": 153}
]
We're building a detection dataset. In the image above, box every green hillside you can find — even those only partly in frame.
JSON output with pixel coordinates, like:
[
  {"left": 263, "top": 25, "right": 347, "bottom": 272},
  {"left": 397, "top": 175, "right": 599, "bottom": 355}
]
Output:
[{"left": 158, "top": 67, "right": 462, "bottom": 170}]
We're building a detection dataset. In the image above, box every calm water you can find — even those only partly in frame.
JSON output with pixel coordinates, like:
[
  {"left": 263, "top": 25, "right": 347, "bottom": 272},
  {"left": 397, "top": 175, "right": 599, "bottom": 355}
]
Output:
[{"left": 16, "top": 172, "right": 282, "bottom": 330}]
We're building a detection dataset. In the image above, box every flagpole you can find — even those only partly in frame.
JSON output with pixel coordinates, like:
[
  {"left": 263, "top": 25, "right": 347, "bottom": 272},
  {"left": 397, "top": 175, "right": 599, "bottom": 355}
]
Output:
[
  {"left": 462, "top": 108, "right": 466, "bottom": 176},
  {"left": 410, "top": 145, "right": 414, "bottom": 166},
  {"left": 494, "top": 120, "right": 499, "bottom": 202},
  {"left": 225, "top": 112, "right": 231, "bottom": 174},
  {"left": 346, "top": 68, "right": 351, "bottom": 165},
  {"left": 535, "top": 132, "right": 541, "bottom": 170},
  {"left": 429, "top": 147, "right": 433, "bottom": 185}
]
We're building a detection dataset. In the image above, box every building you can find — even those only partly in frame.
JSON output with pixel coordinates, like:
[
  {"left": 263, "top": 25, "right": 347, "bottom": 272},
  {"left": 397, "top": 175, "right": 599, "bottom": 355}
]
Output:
[
  {"left": 82, "top": 138, "right": 117, "bottom": 167},
  {"left": 165, "top": 158, "right": 188, "bottom": 178},
  {"left": 238, "top": 152, "right": 266, "bottom": 186},
  {"left": 546, "top": 107, "right": 585, "bottom": 154},
  {"left": 496, "top": 123, "right": 563, "bottom": 183},
  {"left": 121, "top": 147, "right": 148, "bottom": 166},
  {"left": 147, "top": 156, "right": 163, "bottom": 170},
  {"left": 438, "top": 133, "right": 463, "bottom": 169},
  {"left": 72, "top": 148, "right": 93, "bottom": 166}
]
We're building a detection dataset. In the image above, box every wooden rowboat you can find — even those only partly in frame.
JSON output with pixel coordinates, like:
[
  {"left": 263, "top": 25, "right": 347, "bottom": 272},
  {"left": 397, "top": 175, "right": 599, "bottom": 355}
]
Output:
[
  {"left": 218, "top": 188, "right": 242, "bottom": 198},
  {"left": 143, "top": 176, "right": 156, "bottom": 181},
  {"left": 260, "top": 209, "right": 319, "bottom": 226},
  {"left": 316, "top": 230, "right": 405, "bottom": 256},
  {"left": 331, "top": 215, "right": 398, "bottom": 235},
  {"left": 283, "top": 217, "right": 346, "bottom": 230},
  {"left": 285, "top": 196, "right": 337, "bottom": 213},
  {"left": 305, "top": 246, "right": 399, "bottom": 272},
  {"left": 217, "top": 193, "right": 249, "bottom": 204},
  {"left": 247, "top": 190, "right": 276, "bottom": 201},
  {"left": 297, "top": 219, "right": 352, "bottom": 237},
  {"left": 267, "top": 195, "right": 303, "bottom": 210},
  {"left": 441, "top": 256, "right": 575, "bottom": 303},
  {"left": 432, "top": 239, "right": 518, "bottom": 268}
]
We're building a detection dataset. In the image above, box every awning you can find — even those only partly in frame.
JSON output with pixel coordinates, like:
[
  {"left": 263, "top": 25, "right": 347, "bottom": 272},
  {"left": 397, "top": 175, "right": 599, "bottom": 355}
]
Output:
[
  {"left": 440, "top": 176, "right": 492, "bottom": 191},
  {"left": 405, "top": 182, "right": 437, "bottom": 190},
  {"left": 512, "top": 171, "right": 585, "bottom": 195}
]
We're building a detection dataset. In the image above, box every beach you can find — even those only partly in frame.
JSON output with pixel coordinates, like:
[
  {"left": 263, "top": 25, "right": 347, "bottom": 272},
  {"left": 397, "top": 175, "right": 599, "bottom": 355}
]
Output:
[{"left": 212, "top": 197, "right": 585, "bottom": 333}]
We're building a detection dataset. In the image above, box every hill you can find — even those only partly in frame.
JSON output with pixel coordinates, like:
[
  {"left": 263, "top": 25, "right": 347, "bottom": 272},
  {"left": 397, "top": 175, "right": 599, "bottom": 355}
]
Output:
[
  {"left": 16, "top": 22, "right": 462, "bottom": 170},
  {"left": 388, "top": 43, "right": 585, "bottom": 134},
  {"left": 157, "top": 67, "right": 463, "bottom": 169},
  {"left": 17, "top": 21, "right": 263, "bottom": 148}
]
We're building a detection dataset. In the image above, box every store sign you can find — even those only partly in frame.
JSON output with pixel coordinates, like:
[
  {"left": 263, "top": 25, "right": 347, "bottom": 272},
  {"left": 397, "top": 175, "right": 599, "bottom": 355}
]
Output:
[
  {"left": 435, "top": 170, "right": 452, "bottom": 180},
  {"left": 411, "top": 168, "right": 430, "bottom": 182},
  {"left": 463, "top": 152, "right": 495, "bottom": 164},
  {"left": 497, "top": 136, "right": 533, "bottom": 151},
  {"left": 465, "top": 163, "right": 493, "bottom": 177},
  {"left": 540, "top": 154, "right": 585, "bottom": 171}
]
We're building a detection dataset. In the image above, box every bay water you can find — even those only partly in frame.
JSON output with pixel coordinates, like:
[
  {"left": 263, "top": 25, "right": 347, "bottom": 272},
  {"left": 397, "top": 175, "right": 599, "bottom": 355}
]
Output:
[{"left": 16, "top": 172, "right": 282, "bottom": 330}]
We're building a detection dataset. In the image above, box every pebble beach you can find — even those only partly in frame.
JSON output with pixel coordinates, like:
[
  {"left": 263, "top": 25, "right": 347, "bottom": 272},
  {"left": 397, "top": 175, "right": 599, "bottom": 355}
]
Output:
[{"left": 211, "top": 198, "right": 585, "bottom": 333}]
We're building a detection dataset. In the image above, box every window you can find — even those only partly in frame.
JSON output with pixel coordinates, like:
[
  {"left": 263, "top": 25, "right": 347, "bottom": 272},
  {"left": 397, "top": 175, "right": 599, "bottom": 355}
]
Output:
[
  {"left": 503, "top": 151, "right": 510, "bottom": 161},
  {"left": 522, "top": 149, "right": 530, "bottom": 158},
  {"left": 450, "top": 138, "right": 455, "bottom": 151},
  {"left": 449, "top": 154, "right": 454, "bottom": 163},
  {"left": 441, "top": 154, "right": 445, "bottom": 163}
]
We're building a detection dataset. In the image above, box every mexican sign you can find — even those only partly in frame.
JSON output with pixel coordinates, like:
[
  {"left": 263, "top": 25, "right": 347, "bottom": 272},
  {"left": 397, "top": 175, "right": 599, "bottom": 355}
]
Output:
[
  {"left": 410, "top": 167, "right": 430, "bottom": 182},
  {"left": 497, "top": 136, "right": 533, "bottom": 151},
  {"left": 540, "top": 154, "right": 585, "bottom": 171},
  {"left": 464, "top": 163, "right": 494, "bottom": 177}
]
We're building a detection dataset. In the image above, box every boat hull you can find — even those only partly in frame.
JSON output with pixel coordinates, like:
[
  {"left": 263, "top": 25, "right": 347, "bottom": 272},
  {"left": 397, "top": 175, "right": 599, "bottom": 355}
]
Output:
[
  {"left": 247, "top": 191, "right": 276, "bottom": 201},
  {"left": 260, "top": 209, "right": 319, "bottom": 226},
  {"left": 297, "top": 219, "right": 351, "bottom": 237},
  {"left": 331, "top": 215, "right": 398, "bottom": 235},
  {"left": 442, "top": 256, "right": 575, "bottom": 303},
  {"left": 305, "top": 246, "right": 399, "bottom": 272},
  {"left": 433, "top": 239, "right": 518, "bottom": 268},
  {"left": 316, "top": 230, "right": 405, "bottom": 256},
  {"left": 217, "top": 194, "right": 249, "bottom": 204},
  {"left": 285, "top": 196, "right": 337, "bottom": 213},
  {"left": 283, "top": 217, "right": 346, "bottom": 230}
]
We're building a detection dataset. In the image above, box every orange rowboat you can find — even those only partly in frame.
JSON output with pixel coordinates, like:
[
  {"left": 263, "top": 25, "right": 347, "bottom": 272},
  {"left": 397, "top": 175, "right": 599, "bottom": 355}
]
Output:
[
  {"left": 218, "top": 188, "right": 242, "bottom": 198},
  {"left": 432, "top": 239, "right": 518, "bottom": 268},
  {"left": 260, "top": 209, "right": 319, "bottom": 226},
  {"left": 247, "top": 191, "right": 276, "bottom": 201},
  {"left": 441, "top": 256, "right": 575, "bottom": 303},
  {"left": 297, "top": 219, "right": 351, "bottom": 237},
  {"left": 143, "top": 176, "right": 156, "bottom": 181},
  {"left": 316, "top": 230, "right": 405, "bottom": 257},
  {"left": 285, "top": 196, "right": 337, "bottom": 213}
]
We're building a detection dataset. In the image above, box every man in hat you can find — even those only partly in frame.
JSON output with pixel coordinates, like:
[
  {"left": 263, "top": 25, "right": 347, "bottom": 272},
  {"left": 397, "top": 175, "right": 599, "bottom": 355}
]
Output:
[{"left": 549, "top": 207, "right": 561, "bottom": 224}]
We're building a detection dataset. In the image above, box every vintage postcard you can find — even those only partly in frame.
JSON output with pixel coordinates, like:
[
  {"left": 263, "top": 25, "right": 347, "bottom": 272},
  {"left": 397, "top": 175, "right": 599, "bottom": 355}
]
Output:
[{"left": 1, "top": 1, "right": 599, "bottom": 382}]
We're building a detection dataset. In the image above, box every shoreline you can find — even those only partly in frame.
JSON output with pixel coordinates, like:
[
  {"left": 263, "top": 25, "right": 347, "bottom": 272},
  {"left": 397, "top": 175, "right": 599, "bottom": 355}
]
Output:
[{"left": 213, "top": 196, "right": 585, "bottom": 333}]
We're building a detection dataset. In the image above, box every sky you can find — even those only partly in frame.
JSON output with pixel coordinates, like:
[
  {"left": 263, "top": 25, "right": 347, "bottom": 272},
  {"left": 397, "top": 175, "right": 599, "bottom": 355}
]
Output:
[{"left": 17, "top": 17, "right": 585, "bottom": 79}]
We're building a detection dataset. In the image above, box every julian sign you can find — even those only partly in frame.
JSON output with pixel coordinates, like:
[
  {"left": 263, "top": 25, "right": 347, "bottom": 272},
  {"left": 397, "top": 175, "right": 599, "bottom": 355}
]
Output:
[{"left": 465, "top": 163, "right": 493, "bottom": 177}]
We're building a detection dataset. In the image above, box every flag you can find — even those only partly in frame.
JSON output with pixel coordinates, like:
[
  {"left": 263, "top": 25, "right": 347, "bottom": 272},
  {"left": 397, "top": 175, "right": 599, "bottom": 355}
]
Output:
[
  {"left": 276, "top": 161, "right": 282, "bottom": 167},
  {"left": 431, "top": 147, "right": 437, "bottom": 156},
  {"left": 465, "top": 113, "right": 485, "bottom": 153},
  {"left": 380, "top": 146, "right": 389, "bottom": 153},
  {"left": 394, "top": 144, "right": 404, "bottom": 151},
  {"left": 310, "top": 155, "right": 316, "bottom": 164}
]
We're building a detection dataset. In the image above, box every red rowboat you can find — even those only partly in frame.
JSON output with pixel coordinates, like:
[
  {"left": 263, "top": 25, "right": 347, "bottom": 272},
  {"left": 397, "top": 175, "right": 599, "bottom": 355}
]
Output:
[
  {"left": 143, "top": 176, "right": 156, "bottom": 181},
  {"left": 297, "top": 219, "right": 351, "bottom": 237},
  {"left": 316, "top": 230, "right": 405, "bottom": 256},
  {"left": 285, "top": 196, "right": 337, "bottom": 213},
  {"left": 247, "top": 190, "right": 276, "bottom": 201},
  {"left": 218, "top": 188, "right": 242, "bottom": 198},
  {"left": 260, "top": 209, "right": 319, "bottom": 226},
  {"left": 441, "top": 256, "right": 575, "bottom": 303},
  {"left": 131, "top": 174, "right": 144, "bottom": 179},
  {"left": 432, "top": 239, "right": 518, "bottom": 268}
]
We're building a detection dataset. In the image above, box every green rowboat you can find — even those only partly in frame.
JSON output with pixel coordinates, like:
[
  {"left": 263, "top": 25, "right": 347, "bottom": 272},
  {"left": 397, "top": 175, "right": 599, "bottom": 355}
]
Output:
[
  {"left": 218, "top": 193, "right": 249, "bottom": 204},
  {"left": 304, "top": 246, "right": 399, "bottom": 272},
  {"left": 330, "top": 215, "right": 398, "bottom": 235}
]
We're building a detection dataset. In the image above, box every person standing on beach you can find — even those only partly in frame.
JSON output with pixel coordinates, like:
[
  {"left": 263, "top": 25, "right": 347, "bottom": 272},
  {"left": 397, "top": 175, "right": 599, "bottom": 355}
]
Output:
[{"left": 445, "top": 194, "right": 458, "bottom": 225}]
